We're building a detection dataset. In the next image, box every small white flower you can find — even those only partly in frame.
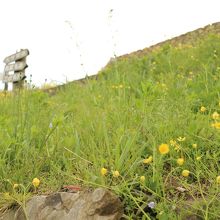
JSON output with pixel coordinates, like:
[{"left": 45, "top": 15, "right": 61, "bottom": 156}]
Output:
[
  {"left": 148, "top": 201, "right": 155, "bottom": 209},
  {"left": 49, "top": 122, "right": 53, "bottom": 129}
]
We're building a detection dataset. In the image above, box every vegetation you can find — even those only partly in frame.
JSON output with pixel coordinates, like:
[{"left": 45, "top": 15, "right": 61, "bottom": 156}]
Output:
[{"left": 1, "top": 32, "right": 220, "bottom": 219}]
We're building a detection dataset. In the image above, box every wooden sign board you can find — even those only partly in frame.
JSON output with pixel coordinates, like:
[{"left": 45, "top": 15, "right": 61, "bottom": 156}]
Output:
[
  {"left": 2, "top": 72, "right": 25, "bottom": 83},
  {"left": 4, "top": 49, "right": 29, "bottom": 64},
  {"left": 4, "top": 61, "right": 27, "bottom": 73},
  {"left": 2, "top": 49, "right": 29, "bottom": 90}
]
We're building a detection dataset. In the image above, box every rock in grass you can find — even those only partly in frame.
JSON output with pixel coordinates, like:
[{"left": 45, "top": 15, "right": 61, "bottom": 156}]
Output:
[{"left": 0, "top": 188, "right": 123, "bottom": 220}]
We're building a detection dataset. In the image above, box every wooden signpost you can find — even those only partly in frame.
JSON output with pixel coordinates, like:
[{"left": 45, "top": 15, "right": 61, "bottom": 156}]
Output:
[{"left": 2, "top": 49, "right": 29, "bottom": 90}]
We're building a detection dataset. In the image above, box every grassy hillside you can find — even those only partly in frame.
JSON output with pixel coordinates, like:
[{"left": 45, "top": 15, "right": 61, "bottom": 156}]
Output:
[{"left": 1, "top": 25, "right": 220, "bottom": 219}]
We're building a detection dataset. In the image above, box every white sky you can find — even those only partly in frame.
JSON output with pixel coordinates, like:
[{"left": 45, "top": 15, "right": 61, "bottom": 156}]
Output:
[{"left": 0, "top": 0, "right": 220, "bottom": 89}]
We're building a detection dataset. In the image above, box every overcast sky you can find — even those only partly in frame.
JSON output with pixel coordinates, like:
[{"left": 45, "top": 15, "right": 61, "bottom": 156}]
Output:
[{"left": 0, "top": 0, "right": 220, "bottom": 89}]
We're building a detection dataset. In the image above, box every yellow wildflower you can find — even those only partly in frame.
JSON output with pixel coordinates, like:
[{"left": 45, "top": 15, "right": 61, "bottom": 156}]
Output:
[
  {"left": 211, "top": 122, "right": 220, "bottom": 129},
  {"left": 112, "top": 170, "right": 120, "bottom": 178},
  {"left": 182, "top": 170, "right": 190, "bottom": 177},
  {"left": 216, "top": 176, "right": 220, "bottom": 184},
  {"left": 196, "top": 156, "right": 202, "bottom": 161},
  {"left": 13, "top": 184, "right": 19, "bottom": 189},
  {"left": 212, "top": 111, "right": 219, "bottom": 120},
  {"left": 177, "top": 137, "right": 186, "bottom": 142},
  {"left": 32, "top": 178, "right": 40, "bottom": 188},
  {"left": 140, "top": 176, "right": 145, "bottom": 182},
  {"left": 143, "top": 156, "right": 153, "bottom": 164},
  {"left": 177, "top": 158, "right": 184, "bottom": 166},
  {"left": 100, "top": 168, "right": 107, "bottom": 176},
  {"left": 119, "top": 84, "right": 123, "bottom": 89},
  {"left": 192, "top": 143, "right": 197, "bottom": 148},
  {"left": 159, "top": 144, "right": 169, "bottom": 155},
  {"left": 200, "top": 106, "right": 206, "bottom": 112}
]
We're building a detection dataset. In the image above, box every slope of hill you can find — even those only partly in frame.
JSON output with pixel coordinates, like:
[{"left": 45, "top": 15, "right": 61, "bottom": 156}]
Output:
[
  {"left": 106, "top": 22, "right": 220, "bottom": 64},
  {"left": 43, "top": 22, "right": 220, "bottom": 94},
  {"left": 1, "top": 22, "right": 220, "bottom": 219}
]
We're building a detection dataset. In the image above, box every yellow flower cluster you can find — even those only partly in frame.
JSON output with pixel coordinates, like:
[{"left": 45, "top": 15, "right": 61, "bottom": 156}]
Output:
[
  {"left": 100, "top": 168, "right": 120, "bottom": 178},
  {"left": 211, "top": 110, "right": 220, "bottom": 129},
  {"left": 143, "top": 156, "right": 153, "bottom": 164},
  {"left": 111, "top": 84, "right": 123, "bottom": 89},
  {"left": 211, "top": 122, "right": 220, "bottom": 129},
  {"left": 11, "top": 178, "right": 40, "bottom": 192},
  {"left": 159, "top": 138, "right": 193, "bottom": 178},
  {"left": 111, "top": 84, "right": 131, "bottom": 89},
  {"left": 0, "top": 92, "right": 12, "bottom": 98},
  {"left": 159, "top": 137, "right": 186, "bottom": 154},
  {"left": 0, "top": 93, "right": 6, "bottom": 98}
]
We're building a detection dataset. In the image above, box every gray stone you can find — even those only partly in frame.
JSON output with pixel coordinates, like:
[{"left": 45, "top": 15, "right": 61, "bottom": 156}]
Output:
[{"left": 0, "top": 188, "right": 123, "bottom": 220}]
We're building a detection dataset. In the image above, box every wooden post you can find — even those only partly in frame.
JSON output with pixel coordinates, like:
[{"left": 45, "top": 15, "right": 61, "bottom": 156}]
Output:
[
  {"left": 13, "top": 56, "right": 26, "bottom": 90},
  {"left": 3, "top": 65, "right": 8, "bottom": 91},
  {"left": 4, "top": 82, "right": 8, "bottom": 91},
  {"left": 12, "top": 76, "right": 25, "bottom": 90}
]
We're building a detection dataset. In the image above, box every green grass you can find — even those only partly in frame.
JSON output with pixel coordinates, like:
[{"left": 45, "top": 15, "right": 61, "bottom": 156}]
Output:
[{"left": 1, "top": 33, "right": 220, "bottom": 219}]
